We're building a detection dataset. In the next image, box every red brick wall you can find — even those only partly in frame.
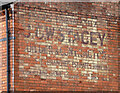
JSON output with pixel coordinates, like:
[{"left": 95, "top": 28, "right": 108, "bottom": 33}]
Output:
[
  {"left": 0, "top": 8, "right": 14, "bottom": 92},
  {"left": 0, "top": 2, "right": 119, "bottom": 92},
  {"left": 118, "top": 2, "right": 120, "bottom": 91},
  {"left": 0, "top": 10, "right": 3, "bottom": 92}
]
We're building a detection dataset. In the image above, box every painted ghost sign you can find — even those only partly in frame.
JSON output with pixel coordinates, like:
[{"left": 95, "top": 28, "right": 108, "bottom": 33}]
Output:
[
  {"left": 23, "top": 26, "right": 106, "bottom": 46},
  {"left": 18, "top": 12, "right": 111, "bottom": 83}
]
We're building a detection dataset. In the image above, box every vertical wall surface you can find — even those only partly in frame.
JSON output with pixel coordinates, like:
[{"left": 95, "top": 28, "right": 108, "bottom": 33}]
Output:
[
  {"left": 0, "top": 8, "right": 14, "bottom": 92},
  {"left": 14, "top": 2, "right": 119, "bottom": 91},
  {"left": 118, "top": 2, "right": 120, "bottom": 91},
  {"left": 0, "top": 9, "right": 3, "bottom": 92},
  {"left": 0, "top": 9, "right": 8, "bottom": 92}
]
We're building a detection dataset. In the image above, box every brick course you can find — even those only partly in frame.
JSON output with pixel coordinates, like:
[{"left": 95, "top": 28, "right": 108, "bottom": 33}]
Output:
[{"left": 0, "top": 2, "right": 119, "bottom": 92}]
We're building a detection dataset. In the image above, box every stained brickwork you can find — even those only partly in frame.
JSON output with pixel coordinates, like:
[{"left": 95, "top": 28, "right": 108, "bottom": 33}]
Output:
[{"left": 0, "top": 2, "right": 119, "bottom": 92}]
